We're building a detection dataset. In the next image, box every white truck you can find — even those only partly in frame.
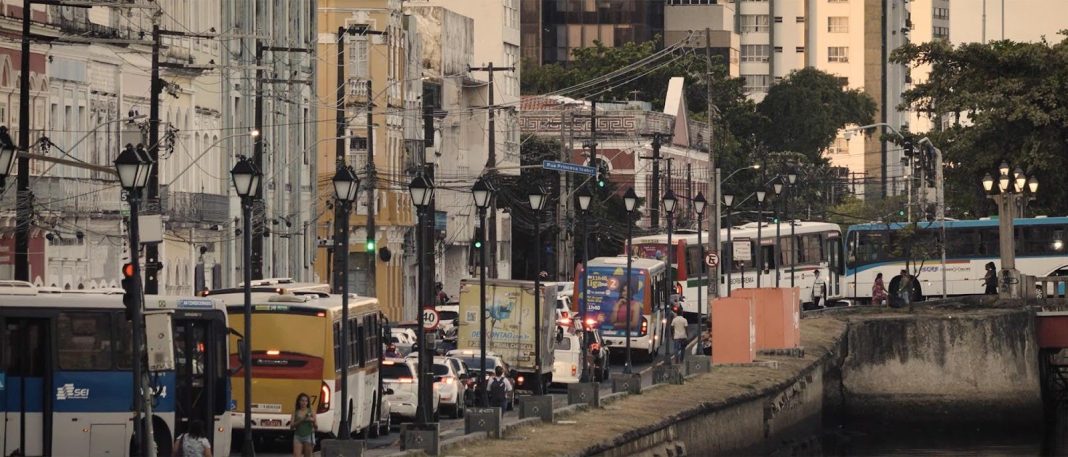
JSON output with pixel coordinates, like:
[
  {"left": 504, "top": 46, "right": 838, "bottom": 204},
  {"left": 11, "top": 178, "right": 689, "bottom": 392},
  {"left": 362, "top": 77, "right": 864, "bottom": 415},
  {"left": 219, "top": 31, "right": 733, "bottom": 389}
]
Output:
[{"left": 456, "top": 279, "right": 557, "bottom": 393}]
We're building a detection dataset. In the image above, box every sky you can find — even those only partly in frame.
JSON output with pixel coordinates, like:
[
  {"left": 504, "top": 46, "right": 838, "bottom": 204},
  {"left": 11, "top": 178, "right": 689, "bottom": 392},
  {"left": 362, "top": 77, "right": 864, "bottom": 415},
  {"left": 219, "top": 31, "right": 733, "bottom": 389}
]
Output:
[{"left": 950, "top": 0, "right": 1068, "bottom": 44}]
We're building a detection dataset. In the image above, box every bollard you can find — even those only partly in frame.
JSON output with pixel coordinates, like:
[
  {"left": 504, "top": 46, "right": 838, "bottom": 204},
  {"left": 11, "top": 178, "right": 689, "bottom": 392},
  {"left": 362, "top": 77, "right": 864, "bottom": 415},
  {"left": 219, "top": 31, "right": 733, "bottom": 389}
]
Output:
[
  {"left": 519, "top": 395, "right": 554, "bottom": 422},
  {"left": 464, "top": 406, "right": 502, "bottom": 438},
  {"left": 611, "top": 373, "right": 642, "bottom": 394},
  {"left": 320, "top": 439, "right": 365, "bottom": 457},
  {"left": 686, "top": 356, "right": 711, "bottom": 375},
  {"left": 567, "top": 382, "right": 600, "bottom": 407},
  {"left": 401, "top": 423, "right": 440, "bottom": 456}
]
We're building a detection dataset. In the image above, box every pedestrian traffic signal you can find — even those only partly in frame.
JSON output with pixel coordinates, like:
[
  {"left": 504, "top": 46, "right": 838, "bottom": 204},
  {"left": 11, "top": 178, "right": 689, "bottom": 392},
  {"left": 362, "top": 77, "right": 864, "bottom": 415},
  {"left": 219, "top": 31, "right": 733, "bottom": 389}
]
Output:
[{"left": 121, "top": 263, "right": 136, "bottom": 321}]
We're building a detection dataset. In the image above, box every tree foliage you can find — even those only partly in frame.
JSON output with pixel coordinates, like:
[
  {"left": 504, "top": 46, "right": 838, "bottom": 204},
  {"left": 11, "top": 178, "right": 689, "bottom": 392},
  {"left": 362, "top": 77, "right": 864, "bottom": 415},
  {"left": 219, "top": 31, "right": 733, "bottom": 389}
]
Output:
[{"left": 891, "top": 35, "right": 1068, "bottom": 216}]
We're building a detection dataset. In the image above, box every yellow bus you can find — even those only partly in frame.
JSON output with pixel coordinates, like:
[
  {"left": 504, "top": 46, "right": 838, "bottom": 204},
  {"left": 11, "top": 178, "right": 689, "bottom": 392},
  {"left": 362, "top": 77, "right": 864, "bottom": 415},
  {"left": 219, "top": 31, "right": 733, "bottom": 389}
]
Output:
[{"left": 204, "top": 283, "right": 384, "bottom": 441}]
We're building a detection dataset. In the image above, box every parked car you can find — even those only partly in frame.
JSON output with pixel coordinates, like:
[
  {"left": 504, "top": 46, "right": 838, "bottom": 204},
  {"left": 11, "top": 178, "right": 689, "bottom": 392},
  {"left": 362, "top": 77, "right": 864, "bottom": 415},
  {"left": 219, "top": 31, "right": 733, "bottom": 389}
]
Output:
[
  {"left": 445, "top": 349, "right": 516, "bottom": 410},
  {"left": 389, "top": 328, "right": 416, "bottom": 356},
  {"left": 381, "top": 358, "right": 440, "bottom": 422}
]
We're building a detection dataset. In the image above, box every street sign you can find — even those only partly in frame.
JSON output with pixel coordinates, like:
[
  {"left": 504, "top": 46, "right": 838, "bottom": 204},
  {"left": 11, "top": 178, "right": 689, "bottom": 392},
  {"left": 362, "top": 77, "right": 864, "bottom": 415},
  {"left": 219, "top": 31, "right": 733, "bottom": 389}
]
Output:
[
  {"left": 733, "top": 238, "right": 752, "bottom": 262},
  {"left": 422, "top": 307, "right": 440, "bottom": 331},
  {"left": 704, "top": 252, "right": 719, "bottom": 268},
  {"left": 542, "top": 160, "right": 597, "bottom": 176}
]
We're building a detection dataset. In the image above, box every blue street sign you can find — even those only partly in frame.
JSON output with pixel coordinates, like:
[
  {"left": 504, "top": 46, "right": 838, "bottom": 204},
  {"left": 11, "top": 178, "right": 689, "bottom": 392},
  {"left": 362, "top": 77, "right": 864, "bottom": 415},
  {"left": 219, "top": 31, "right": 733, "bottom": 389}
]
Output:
[{"left": 542, "top": 160, "right": 597, "bottom": 176}]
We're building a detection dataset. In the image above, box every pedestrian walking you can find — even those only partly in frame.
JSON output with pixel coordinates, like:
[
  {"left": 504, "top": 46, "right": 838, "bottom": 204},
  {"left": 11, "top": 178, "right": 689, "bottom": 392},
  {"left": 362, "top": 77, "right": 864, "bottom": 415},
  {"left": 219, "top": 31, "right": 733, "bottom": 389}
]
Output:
[
  {"left": 983, "top": 262, "right": 998, "bottom": 295},
  {"left": 898, "top": 269, "right": 913, "bottom": 309},
  {"left": 671, "top": 312, "right": 689, "bottom": 363},
  {"left": 172, "top": 420, "right": 212, "bottom": 457},
  {"left": 872, "top": 272, "right": 888, "bottom": 306},
  {"left": 291, "top": 393, "right": 316, "bottom": 457},
  {"left": 811, "top": 270, "right": 827, "bottom": 308},
  {"left": 488, "top": 366, "right": 513, "bottom": 410}
]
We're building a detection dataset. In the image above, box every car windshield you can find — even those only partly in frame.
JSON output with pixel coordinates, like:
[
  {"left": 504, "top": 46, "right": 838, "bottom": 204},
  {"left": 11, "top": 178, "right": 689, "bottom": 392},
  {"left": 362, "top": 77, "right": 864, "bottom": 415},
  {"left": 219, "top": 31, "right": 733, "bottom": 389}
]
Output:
[
  {"left": 456, "top": 356, "right": 497, "bottom": 373},
  {"left": 439, "top": 311, "right": 458, "bottom": 321},
  {"left": 382, "top": 363, "right": 412, "bottom": 380},
  {"left": 432, "top": 363, "right": 450, "bottom": 376}
]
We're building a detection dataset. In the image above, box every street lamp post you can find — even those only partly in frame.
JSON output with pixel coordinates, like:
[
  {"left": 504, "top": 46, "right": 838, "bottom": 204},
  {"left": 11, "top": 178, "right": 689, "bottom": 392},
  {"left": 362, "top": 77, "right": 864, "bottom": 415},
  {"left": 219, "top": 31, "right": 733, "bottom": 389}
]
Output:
[
  {"left": 0, "top": 139, "right": 16, "bottom": 192},
  {"left": 723, "top": 194, "right": 734, "bottom": 297},
  {"left": 332, "top": 165, "right": 360, "bottom": 439},
  {"left": 786, "top": 171, "right": 797, "bottom": 288},
  {"left": 693, "top": 193, "right": 707, "bottom": 339},
  {"left": 576, "top": 186, "right": 593, "bottom": 382},
  {"left": 981, "top": 162, "right": 1038, "bottom": 298},
  {"left": 623, "top": 187, "right": 639, "bottom": 374},
  {"left": 755, "top": 189, "right": 766, "bottom": 288},
  {"left": 772, "top": 179, "right": 783, "bottom": 288},
  {"left": 115, "top": 144, "right": 154, "bottom": 457},
  {"left": 662, "top": 189, "right": 677, "bottom": 364},
  {"left": 231, "top": 155, "right": 262, "bottom": 457},
  {"left": 471, "top": 177, "right": 492, "bottom": 406},
  {"left": 408, "top": 175, "right": 435, "bottom": 424},
  {"left": 528, "top": 187, "right": 547, "bottom": 395}
]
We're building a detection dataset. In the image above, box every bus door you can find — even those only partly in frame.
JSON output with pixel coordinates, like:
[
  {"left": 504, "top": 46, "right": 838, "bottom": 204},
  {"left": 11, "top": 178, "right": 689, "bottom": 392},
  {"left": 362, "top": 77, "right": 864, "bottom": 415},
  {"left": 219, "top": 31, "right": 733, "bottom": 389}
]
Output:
[
  {"left": 2, "top": 317, "right": 52, "bottom": 457},
  {"left": 173, "top": 315, "right": 227, "bottom": 447},
  {"left": 826, "top": 236, "right": 842, "bottom": 297}
]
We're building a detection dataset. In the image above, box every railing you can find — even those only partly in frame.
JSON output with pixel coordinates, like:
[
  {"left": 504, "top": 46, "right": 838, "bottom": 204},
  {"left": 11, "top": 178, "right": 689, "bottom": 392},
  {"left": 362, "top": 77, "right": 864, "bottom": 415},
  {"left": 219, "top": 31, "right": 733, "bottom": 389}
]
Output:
[
  {"left": 161, "top": 189, "right": 229, "bottom": 224},
  {"left": 1035, "top": 276, "right": 1068, "bottom": 299}
]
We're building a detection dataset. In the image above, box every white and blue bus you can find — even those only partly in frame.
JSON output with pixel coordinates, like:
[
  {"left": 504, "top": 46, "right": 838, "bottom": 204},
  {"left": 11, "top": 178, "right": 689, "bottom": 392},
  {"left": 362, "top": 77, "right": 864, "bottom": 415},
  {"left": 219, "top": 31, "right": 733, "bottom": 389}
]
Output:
[
  {"left": 0, "top": 284, "right": 232, "bottom": 456},
  {"left": 844, "top": 216, "right": 1068, "bottom": 301}
]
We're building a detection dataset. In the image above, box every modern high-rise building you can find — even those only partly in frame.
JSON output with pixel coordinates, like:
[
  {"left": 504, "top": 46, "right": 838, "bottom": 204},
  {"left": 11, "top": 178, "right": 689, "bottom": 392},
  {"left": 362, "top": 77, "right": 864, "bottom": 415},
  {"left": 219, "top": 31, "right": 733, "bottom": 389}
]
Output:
[{"left": 521, "top": 0, "right": 664, "bottom": 65}]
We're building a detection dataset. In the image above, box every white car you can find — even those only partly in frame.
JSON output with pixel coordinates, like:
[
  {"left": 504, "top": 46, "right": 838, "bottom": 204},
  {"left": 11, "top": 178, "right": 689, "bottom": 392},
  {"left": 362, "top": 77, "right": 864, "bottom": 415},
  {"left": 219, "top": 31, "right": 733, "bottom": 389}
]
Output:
[
  {"left": 381, "top": 358, "right": 441, "bottom": 422},
  {"left": 390, "top": 328, "right": 416, "bottom": 356},
  {"left": 552, "top": 327, "right": 610, "bottom": 385},
  {"left": 432, "top": 357, "right": 468, "bottom": 418}
]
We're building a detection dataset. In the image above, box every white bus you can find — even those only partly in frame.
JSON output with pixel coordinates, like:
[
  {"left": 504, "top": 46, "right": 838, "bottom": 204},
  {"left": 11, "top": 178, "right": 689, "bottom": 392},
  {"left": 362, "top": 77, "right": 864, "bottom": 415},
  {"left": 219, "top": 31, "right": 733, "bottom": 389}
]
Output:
[
  {"left": 0, "top": 283, "right": 232, "bottom": 457},
  {"left": 630, "top": 221, "right": 844, "bottom": 313},
  {"left": 578, "top": 256, "right": 668, "bottom": 360},
  {"left": 845, "top": 217, "right": 1068, "bottom": 301},
  {"left": 204, "top": 283, "right": 387, "bottom": 441}
]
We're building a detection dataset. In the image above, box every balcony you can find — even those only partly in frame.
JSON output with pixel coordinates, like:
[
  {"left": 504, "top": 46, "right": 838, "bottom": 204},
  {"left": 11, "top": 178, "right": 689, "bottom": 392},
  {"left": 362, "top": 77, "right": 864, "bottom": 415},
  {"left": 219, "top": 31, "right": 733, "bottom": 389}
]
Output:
[{"left": 161, "top": 188, "right": 229, "bottom": 225}]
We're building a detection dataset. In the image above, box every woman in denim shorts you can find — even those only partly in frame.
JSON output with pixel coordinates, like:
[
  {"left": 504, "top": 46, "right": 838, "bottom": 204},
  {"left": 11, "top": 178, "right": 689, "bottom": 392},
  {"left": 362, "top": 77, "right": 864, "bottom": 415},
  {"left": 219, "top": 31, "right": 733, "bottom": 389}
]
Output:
[{"left": 291, "top": 393, "right": 316, "bottom": 456}]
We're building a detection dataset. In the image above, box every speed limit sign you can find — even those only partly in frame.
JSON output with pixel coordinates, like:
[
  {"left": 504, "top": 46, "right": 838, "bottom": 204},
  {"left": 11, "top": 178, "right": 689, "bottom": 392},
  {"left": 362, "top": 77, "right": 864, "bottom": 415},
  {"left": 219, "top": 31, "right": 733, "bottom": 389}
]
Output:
[{"left": 422, "top": 308, "right": 440, "bottom": 331}]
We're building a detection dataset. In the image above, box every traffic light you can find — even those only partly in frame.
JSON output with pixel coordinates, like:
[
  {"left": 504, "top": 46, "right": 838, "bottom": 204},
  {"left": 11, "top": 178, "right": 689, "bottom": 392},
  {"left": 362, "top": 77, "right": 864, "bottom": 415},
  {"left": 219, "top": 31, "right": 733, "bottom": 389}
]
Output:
[
  {"left": 596, "top": 161, "right": 609, "bottom": 189},
  {"left": 121, "top": 263, "right": 136, "bottom": 321},
  {"left": 473, "top": 231, "right": 483, "bottom": 249},
  {"left": 366, "top": 239, "right": 376, "bottom": 253},
  {"left": 903, "top": 140, "right": 914, "bottom": 157}
]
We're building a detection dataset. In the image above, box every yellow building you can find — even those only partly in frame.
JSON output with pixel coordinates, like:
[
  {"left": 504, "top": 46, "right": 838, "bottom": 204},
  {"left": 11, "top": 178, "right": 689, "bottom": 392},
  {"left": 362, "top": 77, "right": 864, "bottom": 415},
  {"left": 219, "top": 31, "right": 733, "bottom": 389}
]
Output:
[{"left": 316, "top": 0, "right": 415, "bottom": 320}]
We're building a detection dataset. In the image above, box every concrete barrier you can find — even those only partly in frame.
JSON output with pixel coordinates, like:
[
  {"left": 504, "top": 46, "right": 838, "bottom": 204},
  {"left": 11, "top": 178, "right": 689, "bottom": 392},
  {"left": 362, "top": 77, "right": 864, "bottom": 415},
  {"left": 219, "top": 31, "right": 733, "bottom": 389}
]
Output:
[
  {"left": 464, "top": 406, "right": 502, "bottom": 438},
  {"left": 612, "top": 373, "right": 642, "bottom": 394},
  {"left": 568, "top": 382, "right": 600, "bottom": 407},
  {"left": 400, "top": 423, "right": 440, "bottom": 456},
  {"left": 518, "top": 395, "right": 554, "bottom": 422},
  {"left": 320, "top": 439, "right": 365, "bottom": 457},
  {"left": 653, "top": 364, "right": 684, "bottom": 385}
]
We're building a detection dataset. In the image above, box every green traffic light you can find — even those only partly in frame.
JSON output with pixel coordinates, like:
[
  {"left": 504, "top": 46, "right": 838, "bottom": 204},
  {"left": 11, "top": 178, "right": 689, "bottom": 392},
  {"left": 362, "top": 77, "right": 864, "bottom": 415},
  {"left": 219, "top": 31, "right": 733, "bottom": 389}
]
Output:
[
  {"left": 597, "top": 180, "right": 606, "bottom": 188},
  {"left": 366, "top": 239, "right": 376, "bottom": 252},
  {"left": 474, "top": 240, "right": 483, "bottom": 249}
]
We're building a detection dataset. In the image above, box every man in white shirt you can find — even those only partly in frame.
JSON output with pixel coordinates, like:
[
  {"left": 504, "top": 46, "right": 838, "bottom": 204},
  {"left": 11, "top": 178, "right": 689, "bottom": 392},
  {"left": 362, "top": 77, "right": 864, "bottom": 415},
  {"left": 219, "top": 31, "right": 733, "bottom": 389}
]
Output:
[
  {"left": 671, "top": 312, "right": 689, "bottom": 363},
  {"left": 811, "top": 270, "right": 827, "bottom": 309}
]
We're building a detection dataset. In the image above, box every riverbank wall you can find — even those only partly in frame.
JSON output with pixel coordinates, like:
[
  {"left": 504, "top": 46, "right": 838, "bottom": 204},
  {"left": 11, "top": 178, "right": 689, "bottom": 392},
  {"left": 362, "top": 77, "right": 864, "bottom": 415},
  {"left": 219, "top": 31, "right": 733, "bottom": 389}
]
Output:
[{"left": 442, "top": 306, "right": 1043, "bottom": 456}]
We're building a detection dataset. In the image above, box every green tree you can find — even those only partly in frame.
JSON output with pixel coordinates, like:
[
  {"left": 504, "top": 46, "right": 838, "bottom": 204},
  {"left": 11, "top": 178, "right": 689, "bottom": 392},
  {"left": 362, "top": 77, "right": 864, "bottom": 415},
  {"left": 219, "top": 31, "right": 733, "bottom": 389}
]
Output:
[
  {"left": 754, "top": 68, "right": 878, "bottom": 163},
  {"left": 891, "top": 35, "right": 1068, "bottom": 217}
]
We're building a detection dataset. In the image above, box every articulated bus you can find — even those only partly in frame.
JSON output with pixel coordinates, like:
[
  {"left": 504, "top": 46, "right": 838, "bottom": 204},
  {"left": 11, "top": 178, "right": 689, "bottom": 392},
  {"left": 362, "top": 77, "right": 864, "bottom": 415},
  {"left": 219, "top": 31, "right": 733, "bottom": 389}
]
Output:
[
  {"left": 630, "top": 221, "right": 844, "bottom": 312},
  {"left": 204, "top": 281, "right": 385, "bottom": 441},
  {"left": 578, "top": 256, "right": 668, "bottom": 359},
  {"left": 844, "top": 217, "right": 1068, "bottom": 301},
  {"left": 0, "top": 284, "right": 231, "bottom": 457}
]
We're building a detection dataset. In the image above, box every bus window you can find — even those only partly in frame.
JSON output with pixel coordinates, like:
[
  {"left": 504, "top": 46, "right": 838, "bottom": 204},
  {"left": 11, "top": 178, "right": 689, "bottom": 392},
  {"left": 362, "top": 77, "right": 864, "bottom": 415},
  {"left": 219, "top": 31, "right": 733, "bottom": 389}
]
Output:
[
  {"left": 947, "top": 229, "right": 978, "bottom": 258},
  {"left": 686, "top": 246, "right": 705, "bottom": 276},
  {"left": 978, "top": 227, "right": 1000, "bottom": 256},
  {"left": 115, "top": 315, "right": 133, "bottom": 369},
  {"left": 782, "top": 237, "right": 798, "bottom": 268},
  {"left": 57, "top": 312, "right": 113, "bottom": 370}
]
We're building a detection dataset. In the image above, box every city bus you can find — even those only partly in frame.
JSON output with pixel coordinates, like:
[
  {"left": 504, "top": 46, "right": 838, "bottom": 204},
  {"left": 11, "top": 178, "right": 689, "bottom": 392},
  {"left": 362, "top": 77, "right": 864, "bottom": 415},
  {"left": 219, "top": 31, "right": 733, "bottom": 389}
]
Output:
[
  {"left": 204, "top": 283, "right": 384, "bottom": 441},
  {"left": 0, "top": 283, "right": 231, "bottom": 457},
  {"left": 630, "top": 221, "right": 844, "bottom": 311},
  {"left": 577, "top": 256, "right": 667, "bottom": 360},
  {"left": 844, "top": 216, "right": 1068, "bottom": 301}
]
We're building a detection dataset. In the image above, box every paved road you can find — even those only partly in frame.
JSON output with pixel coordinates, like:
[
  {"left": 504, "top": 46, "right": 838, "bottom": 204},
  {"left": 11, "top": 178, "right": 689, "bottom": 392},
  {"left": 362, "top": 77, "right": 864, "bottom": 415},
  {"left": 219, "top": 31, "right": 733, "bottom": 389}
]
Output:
[{"left": 237, "top": 323, "right": 697, "bottom": 456}]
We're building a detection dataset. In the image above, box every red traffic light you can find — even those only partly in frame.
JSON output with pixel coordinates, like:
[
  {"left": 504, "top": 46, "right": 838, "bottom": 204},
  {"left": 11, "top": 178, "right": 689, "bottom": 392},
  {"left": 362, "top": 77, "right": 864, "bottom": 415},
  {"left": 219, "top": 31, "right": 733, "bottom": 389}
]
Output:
[{"left": 122, "top": 263, "right": 135, "bottom": 278}]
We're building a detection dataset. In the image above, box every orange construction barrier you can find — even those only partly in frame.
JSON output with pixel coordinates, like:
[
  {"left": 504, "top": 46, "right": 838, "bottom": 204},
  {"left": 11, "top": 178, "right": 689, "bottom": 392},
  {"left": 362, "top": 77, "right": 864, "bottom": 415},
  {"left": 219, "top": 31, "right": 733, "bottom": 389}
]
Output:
[
  {"left": 710, "top": 296, "right": 756, "bottom": 364},
  {"left": 733, "top": 287, "right": 801, "bottom": 350}
]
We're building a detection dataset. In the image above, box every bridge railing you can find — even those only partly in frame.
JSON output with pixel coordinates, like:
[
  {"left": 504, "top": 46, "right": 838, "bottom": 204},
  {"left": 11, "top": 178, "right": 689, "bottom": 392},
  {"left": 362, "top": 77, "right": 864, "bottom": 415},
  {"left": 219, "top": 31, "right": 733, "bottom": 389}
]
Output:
[{"left": 1034, "top": 276, "right": 1068, "bottom": 299}]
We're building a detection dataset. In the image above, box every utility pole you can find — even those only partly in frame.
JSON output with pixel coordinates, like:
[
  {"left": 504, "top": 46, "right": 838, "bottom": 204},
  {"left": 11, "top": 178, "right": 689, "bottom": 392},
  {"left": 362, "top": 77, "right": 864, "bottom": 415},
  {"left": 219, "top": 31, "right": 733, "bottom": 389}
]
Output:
[
  {"left": 15, "top": 0, "right": 32, "bottom": 283},
  {"left": 705, "top": 27, "right": 719, "bottom": 299},
  {"left": 686, "top": 164, "right": 693, "bottom": 220},
  {"left": 558, "top": 110, "right": 570, "bottom": 280},
  {"left": 469, "top": 63, "right": 515, "bottom": 278},
  {"left": 639, "top": 133, "right": 668, "bottom": 231}
]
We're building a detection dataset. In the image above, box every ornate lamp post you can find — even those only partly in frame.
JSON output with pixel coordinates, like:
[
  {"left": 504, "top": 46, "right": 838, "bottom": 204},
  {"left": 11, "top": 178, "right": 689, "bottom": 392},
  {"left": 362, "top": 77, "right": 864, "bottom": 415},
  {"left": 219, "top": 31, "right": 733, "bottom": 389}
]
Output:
[
  {"left": 332, "top": 165, "right": 360, "bottom": 438},
  {"left": 230, "top": 155, "right": 262, "bottom": 457},
  {"left": 471, "top": 176, "right": 492, "bottom": 406},
  {"left": 622, "top": 187, "right": 639, "bottom": 374},
  {"left": 661, "top": 188, "right": 678, "bottom": 364},
  {"left": 692, "top": 192, "right": 707, "bottom": 337},
  {"left": 576, "top": 185, "right": 593, "bottom": 382},
  {"left": 981, "top": 162, "right": 1038, "bottom": 298},
  {"left": 408, "top": 175, "right": 435, "bottom": 424},
  {"left": 786, "top": 171, "right": 797, "bottom": 288},
  {"left": 723, "top": 193, "right": 734, "bottom": 296},
  {"left": 755, "top": 189, "right": 766, "bottom": 287},
  {"left": 528, "top": 186, "right": 547, "bottom": 395},
  {"left": 115, "top": 144, "right": 154, "bottom": 457},
  {"left": 772, "top": 178, "right": 784, "bottom": 287},
  {"left": 0, "top": 140, "right": 16, "bottom": 192}
]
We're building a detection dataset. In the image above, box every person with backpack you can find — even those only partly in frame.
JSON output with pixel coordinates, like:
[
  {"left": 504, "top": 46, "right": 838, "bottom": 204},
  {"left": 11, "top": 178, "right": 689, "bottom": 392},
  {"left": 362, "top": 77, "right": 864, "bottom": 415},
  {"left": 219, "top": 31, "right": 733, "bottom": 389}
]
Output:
[
  {"left": 172, "top": 420, "right": 212, "bottom": 457},
  {"left": 488, "top": 365, "right": 512, "bottom": 410}
]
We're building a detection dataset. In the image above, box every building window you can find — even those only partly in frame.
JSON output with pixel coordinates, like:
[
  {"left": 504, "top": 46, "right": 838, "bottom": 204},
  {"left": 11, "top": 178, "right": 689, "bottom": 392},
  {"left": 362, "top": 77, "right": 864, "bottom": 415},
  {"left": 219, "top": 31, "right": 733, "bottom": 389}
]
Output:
[
  {"left": 505, "top": 0, "right": 519, "bottom": 29},
  {"left": 933, "top": 7, "right": 949, "bottom": 20},
  {"left": 828, "top": 17, "right": 848, "bottom": 33},
  {"left": 835, "top": 76, "right": 849, "bottom": 86},
  {"left": 774, "top": 16, "right": 783, "bottom": 23},
  {"left": 828, "top": 46, "right": 849, "bottom": 63},
  {"left": 827, "top": 0, "right": 848, "bottom": 3},
  {"left": 774, "top": 46, "right": 783, "bottom": 52},
  {"left": 741, "top": 44, "right": 770, "bottom": 62},
  {"left": 796, "top": 16, "right": 805, "bottom": 23},
  {"left": 740, "top": 15, "right": 770, "bottom": 33},
  {"left": 668, "top": 0, "right": 718, "bottom": 4},
  {"left": 933, "top": 26, "right": 950, "bottom": 38},
  {"left": 743, "top": 74, "right": 771, "bottom": 92},
  {"left": 796, "top": 46, "right": 805, "bottom": 53},
  {"left": 828, "top": 137, "right": 849, "bottom": 155}
]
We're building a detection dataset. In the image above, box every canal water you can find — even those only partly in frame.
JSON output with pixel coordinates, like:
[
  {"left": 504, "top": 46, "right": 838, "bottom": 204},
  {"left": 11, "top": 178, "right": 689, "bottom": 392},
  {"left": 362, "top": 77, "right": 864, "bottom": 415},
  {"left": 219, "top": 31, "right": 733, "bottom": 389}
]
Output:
[{"left": 774, "top": 414, "right": 1067, "bottom": 456}]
